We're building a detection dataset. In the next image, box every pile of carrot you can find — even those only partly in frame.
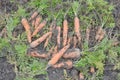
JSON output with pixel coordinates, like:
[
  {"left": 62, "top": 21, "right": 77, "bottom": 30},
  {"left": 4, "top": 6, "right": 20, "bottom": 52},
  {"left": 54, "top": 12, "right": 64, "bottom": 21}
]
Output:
[{"left": 21, "top": 11, "right": 106, "bottom": 71}]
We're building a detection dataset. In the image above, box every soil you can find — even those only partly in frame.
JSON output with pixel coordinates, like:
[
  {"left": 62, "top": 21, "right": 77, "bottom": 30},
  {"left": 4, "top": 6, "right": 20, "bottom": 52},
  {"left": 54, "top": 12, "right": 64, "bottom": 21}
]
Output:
[{"left": 0, "top": 0, "right": 120, "bottom": 80}]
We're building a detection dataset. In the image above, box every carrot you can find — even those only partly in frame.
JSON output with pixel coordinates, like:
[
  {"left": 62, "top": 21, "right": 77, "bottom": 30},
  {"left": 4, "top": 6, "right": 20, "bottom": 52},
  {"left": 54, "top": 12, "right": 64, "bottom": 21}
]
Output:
[
  {"left": 86, "top": 27, "right": 90, "bottom": 41},
  {"left": 56, "top": 26, "right": 61, "bottom": 49},
  {"left": 63, "top": 19, "right": 68, "bottom": 47},
  {"left": 28, "top": 50, "right": 48, "bottom": 58},
  {"left": 63, "top": 48, "right": 80, "bottom": 59},
  {"left": 35, "top": 15, "right": 42, "bottom": 28},
  {"left": 30, "top": 32, "right": 52, "bottom": 48},
  {"left": 74, "top": 16, "right": 81, "bottom": 42},
  {"left": 32, "top": 20, "right": 47, "bottom": 37},
  {"left": 29, "top": 11, "right": 38, "bottom": 21},
  {"left": 73, "top": 36, "right": 77, "bottom": 48},
  {"left": 47, "top": 44, "right": 70, "bottom": 66},
  {"left": 95, "top": 27, "right": 105, "bottom": 42},
  {"left": 21, "top": 18, "right": 32, "bottom": 43},
  {"left": 112, "top": 41, "right": 120, "bottom": 46},
  {"left": 52, "top": 60, "right": 73, "bottom": 69},
  {"left": 90, "top": 66, "right": 95, "bottom": 73},
  {"left": 79, "top": 72, "right": 84, "bottom": 80},
  {"left": 32, "top": 20, "right": 35, "bottom": 27}
]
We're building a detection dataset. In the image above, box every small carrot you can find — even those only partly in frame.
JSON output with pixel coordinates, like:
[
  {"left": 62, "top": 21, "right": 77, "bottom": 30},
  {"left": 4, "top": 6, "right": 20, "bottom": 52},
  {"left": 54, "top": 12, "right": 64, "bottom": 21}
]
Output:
[
  {"left": 63, "top": 19, "right": 68, "bottom": 47},
  {"left": 29, "top": 11, "right": 38, "bottom": 21},
  {"left": 35, "top": 15, "right": 42, "bottom": 28},
  {"left": 86, "top": 27, "right": 90, "bottom": 41},
  {"left": 74, "top": 16, "right": 81, "bottom": 42},
  {"left": 28, "top": 50, "right": 48, "bottom": 58},
  {"left": 52, "top": 60, "right": 73, "bottom": 69},
  {"left": 21, "top": 18, "right": 32, "bottom": 43},
  {"left": 73, "top": 36, "right": 77, "bottom": 48},
  {"left": 30, "top": 32, "right": 52, "bottom": 48},
  {"left": 63, "top": 48, "right": 80, "bottom": 59},
  {"left": 90, "top": 66, "right": 95, "bottom": 73},
  {"left": 32, "top": 20, "right": 47, "bottom": 37},
  {"left": 79, "top": 72, "right": 84, "bottom": 80},
  {"left": 32, "top": 20, "right": 35, "bottom": 27},
  {"left": 47, "top": 44, "right": 70, "bottom": 66},
  {"left": 56, "top": 26, "right": 61, "bottom": 49}
]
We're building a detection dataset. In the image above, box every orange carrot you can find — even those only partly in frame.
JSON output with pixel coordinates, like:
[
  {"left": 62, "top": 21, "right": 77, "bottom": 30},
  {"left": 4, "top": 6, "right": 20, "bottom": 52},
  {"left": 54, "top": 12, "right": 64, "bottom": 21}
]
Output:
[
  {"left": 90, "top": 66, "right": 95, "bottom": 73},
  {"left": 30, "top": 32, "right": 52, "bottom": 48},
  {"left": 48, "top": 44, "right": 70, "bottom": 66},
  {"left": 28, "top": 50, "right": 48, "bottom": 58},
  {"left": 21, "top": 18, "right": 32, "bottom": 43},
  {"left": 29, "top": 11, "right": 38, "bottom": 21},
  {"left": 86, "top": 27, "right": 90, "bottom": 41},
  {"left": 32, "top": 20, "right": 35, "bottom": 27},
  {"left": 63, "top": 19, "right": 68, "bottom": 47},
  {"left": 56, "top": 26, "right": 61, "bottom": 49},
  {"left": 63, "top": 48, "right": 80, "bottom": 59},
  {"left": 73, "top": 36, "right": 77, "bottom": 48},
  {"left": 79, "top": 72, "right": 84, "bottom": 80},
  {"left": 52, "top": 60, "right": 73, "bottom": 69},
  {"left": 32, "top": 20, "right": 47, "bottom": 37},
  {"left": 74, "top": 16, "right": 81, "bottom": 42},
  {"left": 35, "top": 15, "right": 42, "bottom": 28}
]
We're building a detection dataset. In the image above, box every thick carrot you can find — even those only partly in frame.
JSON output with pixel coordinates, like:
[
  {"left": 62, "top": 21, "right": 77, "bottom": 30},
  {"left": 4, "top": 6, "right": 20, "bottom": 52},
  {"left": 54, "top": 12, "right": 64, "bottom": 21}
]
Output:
[
  {"left": 52, "top": 60, "right": 73, "bottom": 69},
  {"left": 30, "top": 32, "right": 52, "bottom": 48},
  {"left": 35, "top": 15, "right": 42, "bottom": 28},
  {"left": 74, "top": 16, "right": 81, "bottom": 42},
  {"left": 90, "top": 66, "right": 95, "bottom": 73},
  {"left": 29, "top": 11, "right": 38, "bottom": 21},
  {"left": 63, "top": 19, "right": 68, "bottom": 47},
  {"left": 32, "top": 20, "right": 47, "bottom": 37},
  {"left": 48, "top": 44, "right": 70, "bottom": 66},
  {"left": 21, "top": 18, "right": 32, "bottom": 43},
  {"left": 56, "top": 26, "right": 61, "bottom": 49},
  {"left": 63, "top": 48, "right": 80, "bottom": 59}
]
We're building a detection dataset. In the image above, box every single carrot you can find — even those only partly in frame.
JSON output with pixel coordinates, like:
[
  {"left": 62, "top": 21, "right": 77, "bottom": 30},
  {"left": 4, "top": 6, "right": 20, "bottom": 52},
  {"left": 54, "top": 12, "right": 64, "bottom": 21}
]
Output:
[
  {"left": 79, "top": 72, "right": 84, "bottom": 80},
  {"left": 86, "top": 27, "right": 90, "bottom": 41},
  {"left": 28, "top": 50, "right": 48, "bottom": 58},
  {"left": 35, "top": 15, "right": 42, "bottom": 28},
  {"left": 52, "top": 45, "right": 58, "bottom": 57},
  {"left": 63, "top": 48, "right": 80, "bottom": 59},
  {"left": 74, "top": 16, "right": 81, "bottom": 42},
  {"left": 32, "top": 20, "right": 35, "bottom": 27},
  {"left": 29, "top": 11, "right": 38, "bottom": 21},
  {"left": 56, "top": 26, "right": 61, "bottom": 49},
  {"left": 90, "top": 66, "right": 95, "bottom": 73},
  {"left": 47, "top": 44, "right": 70, "bottom": 66},
  {"left": 95, "top": 27, "right": 105, "bottom": 42},
  {"left": 32, "top": 20, "right": 47, "bottom": 37},
  {"left": 30, "top": 32, "right": 52, "bottom": 48},
  {"left": 21, "top": 18, "right": 32, "bottom": 43},
  {"left": 73, "top": 36, "right": 77, "bottom": 48},
  {"left": 63, "top": 19, "right": 68, "bottom": 47},
  {"left": 52, "top": 60, "right": 73, "bottom": 69}
]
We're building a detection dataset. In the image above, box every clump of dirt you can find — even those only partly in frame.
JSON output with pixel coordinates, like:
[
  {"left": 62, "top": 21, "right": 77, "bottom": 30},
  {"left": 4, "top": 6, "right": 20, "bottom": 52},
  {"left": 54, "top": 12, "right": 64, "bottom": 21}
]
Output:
[{"left": 0, "top": 57, "right": 16, "bottom": 80}]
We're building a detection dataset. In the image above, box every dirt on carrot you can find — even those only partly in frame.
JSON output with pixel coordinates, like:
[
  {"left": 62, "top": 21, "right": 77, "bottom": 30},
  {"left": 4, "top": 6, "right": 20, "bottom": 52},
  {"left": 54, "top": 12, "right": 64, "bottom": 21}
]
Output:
[{"left": 56, "top": 26, "right": 61, "bottom": 49}]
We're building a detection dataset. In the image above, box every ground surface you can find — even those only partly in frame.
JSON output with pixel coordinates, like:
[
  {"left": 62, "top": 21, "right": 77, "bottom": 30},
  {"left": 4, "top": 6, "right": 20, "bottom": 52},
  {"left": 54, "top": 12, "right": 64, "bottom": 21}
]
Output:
[{"left": 0, "top": 0, "right": 120, "bottom": 80}]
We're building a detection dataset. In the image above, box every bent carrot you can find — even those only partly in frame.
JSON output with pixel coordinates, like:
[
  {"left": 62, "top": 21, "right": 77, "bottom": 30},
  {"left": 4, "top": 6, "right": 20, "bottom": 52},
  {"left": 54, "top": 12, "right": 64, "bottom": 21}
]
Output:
[
  {"left": 47, "top": 44, "right": 70, "bottom": 66},
  {"left": 63, "top": 48, "right": 80, "bottom": 59},
  {"left": 29, "top": 11, "right": 38, "bottom": 21},
  {"left": 56, "top": 26, "right": 61, "bottom": 49},
  {"left": 52, "top": 60, "right": 73, "bottom": 69},
  {"left": 30, "top": 32, "right": 52, "bottom": 48},
  {"left": 63, "top": 19, "right": 68, "bottom": 47},
  {"left": 35, "top": 15, "right": 42, "bottom": 28},
  {"left": 74, "top": 16, "right": 81, "bottom": 42},
  {"left": 32, "top": 20, "right": 47, "bottom": 37},
  {"left": 21, "top": 18, "right": 32, "bottom": 43}
]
